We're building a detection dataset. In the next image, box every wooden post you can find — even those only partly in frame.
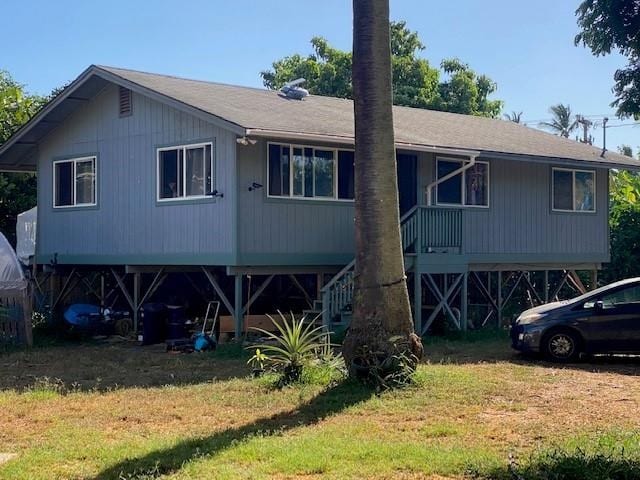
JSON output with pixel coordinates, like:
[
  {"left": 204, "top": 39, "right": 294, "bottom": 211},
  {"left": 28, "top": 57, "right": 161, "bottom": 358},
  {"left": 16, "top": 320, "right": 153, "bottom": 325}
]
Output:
[
  {"left": 234, "top": 275, "right": 243, "bottom": 340},
  {"left": 461, "top": 272, "right": 468, "bottom": 331},
  {"left": 133, "top": 272, "right": 141, "bottom": 332},
  {"left": 497, "top": 271, "right": 503, "bottom": 327},
  {"left": 544, "top": 270, "right": 549, "bottom": 303},
  {"left": 316, "top": 273, "right": 323, "bottom": 300},
  {"left": 49, "top": 271, "right": 60, "bottom": 323},
  {"left": 413, "top": 270, "right": 422, "bottom": 335},
  {"left": 22, "top": 288, "right": 33, "bottom": 347}
]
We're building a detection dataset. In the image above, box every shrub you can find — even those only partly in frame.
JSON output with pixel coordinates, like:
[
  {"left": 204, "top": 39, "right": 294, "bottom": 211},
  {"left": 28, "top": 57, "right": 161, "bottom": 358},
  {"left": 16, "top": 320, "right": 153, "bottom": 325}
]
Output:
[{"left": 247, "top": 312, "right": 341, "bottom": 386}]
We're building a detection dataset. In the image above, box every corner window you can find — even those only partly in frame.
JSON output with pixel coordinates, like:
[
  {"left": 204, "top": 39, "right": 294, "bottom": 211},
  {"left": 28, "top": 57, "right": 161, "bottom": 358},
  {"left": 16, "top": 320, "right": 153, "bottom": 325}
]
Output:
[
  {"left": 552, "top": 168, "right": 595, "bottom": 212},
  {"left": 53, "top": 156, "right": 96, "bottom": 208},
  {"left": 268, "top": 143, "right": 353, "bottom": 200},
  {"left": 158, "top": 142, "right": 214, "bottom": 201},
  {"left": 436, "top": 158, "right": 489, "bottom": 207}
]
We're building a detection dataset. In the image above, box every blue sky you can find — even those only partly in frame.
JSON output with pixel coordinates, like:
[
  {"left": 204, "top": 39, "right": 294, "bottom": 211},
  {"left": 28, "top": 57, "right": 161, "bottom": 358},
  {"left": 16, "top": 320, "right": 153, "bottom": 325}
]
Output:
[{"left": 2, "top": 0, "right": 638, "bottom": 151}]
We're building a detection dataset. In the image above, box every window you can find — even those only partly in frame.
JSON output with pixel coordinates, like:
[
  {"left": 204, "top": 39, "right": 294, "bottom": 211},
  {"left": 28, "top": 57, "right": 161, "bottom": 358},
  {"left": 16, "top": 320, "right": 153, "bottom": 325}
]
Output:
[
  {"left": 268, "top": 143, "right": 353, "bottom": 200},
  {"left": 585, "top": 284, "right": 640, "bottom": 309},
  {"left": 53, "top": 156, "right": 96, "bottom": 208},
  {"left": 436, "top": 158, "right": 489, "bottom": 207},
  {"left": 157, "top": 142, "right": 214, "bottom": 201},
  {"left": 552, "top": 168, "right": 595, "bottom": 212}
]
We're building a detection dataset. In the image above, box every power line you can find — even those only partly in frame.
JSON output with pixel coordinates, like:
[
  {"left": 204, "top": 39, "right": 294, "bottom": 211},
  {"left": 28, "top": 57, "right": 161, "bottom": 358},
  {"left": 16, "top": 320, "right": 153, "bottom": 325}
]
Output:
[
  {"left": 605, "top": 122, "right": 640, "bottom": 129},
  {"left": 519, "top": 113, "right": 612, "bottom": 125}
]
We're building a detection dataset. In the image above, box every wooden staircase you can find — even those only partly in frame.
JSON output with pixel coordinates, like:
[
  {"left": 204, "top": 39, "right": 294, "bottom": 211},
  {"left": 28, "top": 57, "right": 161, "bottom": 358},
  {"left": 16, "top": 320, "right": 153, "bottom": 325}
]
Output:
[
  {"left": 309, "top": 206, "right": 463, "bottom": 329},
  {"left": 312, "top": 206, "right": 415, "bottom": 328}
]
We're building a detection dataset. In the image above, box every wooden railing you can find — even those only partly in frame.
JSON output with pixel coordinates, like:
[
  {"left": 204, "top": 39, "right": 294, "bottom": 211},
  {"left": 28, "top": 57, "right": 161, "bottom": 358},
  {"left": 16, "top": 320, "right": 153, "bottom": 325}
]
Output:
[
  {"left": 419, "top": 207, "right": 462, "bottom": 251},
  {"left": 321, "top": 206, "right": 462, "bottom": 326}
]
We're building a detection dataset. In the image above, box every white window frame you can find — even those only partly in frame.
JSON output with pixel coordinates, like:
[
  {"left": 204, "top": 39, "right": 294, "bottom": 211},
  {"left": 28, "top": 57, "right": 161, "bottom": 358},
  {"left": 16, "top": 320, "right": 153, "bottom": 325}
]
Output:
[
  {"left": 266, "top": 142, "right": 353, "bottom": 202},
  {"left": 52, "top": 156, "right": 97, "bottom": 209},
  {"left": 435, "top": 157, "right": 490, "bottom": 208},
  {"left": 156, "top": 141, "right": 214, "bottom": 202},
  {"left": 551, "top": 167, "right": 596, "bottom": 213}
]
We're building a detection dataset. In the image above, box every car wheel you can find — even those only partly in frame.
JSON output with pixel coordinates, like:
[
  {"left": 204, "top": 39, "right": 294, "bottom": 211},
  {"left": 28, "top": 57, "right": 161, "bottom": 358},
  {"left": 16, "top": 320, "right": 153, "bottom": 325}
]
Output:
[{"left": 543, "top": 330, "right": 579, "bottom": 362}]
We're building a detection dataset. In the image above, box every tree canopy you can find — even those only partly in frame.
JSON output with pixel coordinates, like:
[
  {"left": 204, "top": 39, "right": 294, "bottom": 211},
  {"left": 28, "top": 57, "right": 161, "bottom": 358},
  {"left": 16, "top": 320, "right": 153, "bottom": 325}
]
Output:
[
  {"left": 261, "top": 21, "right": 503, "bottom": 118},
  {"left": 539, "top": 104, "right": 579, "bottom": 138},
  {"left": 575, "top": 0, "right": 640, "bottom": 119},
  {"left": 0, "top": 70, "right": 45, "bottom": 246}
]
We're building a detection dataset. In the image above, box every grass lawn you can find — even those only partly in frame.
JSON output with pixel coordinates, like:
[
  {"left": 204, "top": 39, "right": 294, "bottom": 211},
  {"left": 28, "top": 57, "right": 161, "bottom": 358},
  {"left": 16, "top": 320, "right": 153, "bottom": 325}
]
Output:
[{"left": 0, "top": 332, "right": 639, "bottom": 479}]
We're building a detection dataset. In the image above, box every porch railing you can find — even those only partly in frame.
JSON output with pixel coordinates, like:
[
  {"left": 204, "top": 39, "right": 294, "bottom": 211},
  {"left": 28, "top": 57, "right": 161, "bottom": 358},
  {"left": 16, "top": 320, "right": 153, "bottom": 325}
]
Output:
[
  {"left": 322, "top": 206, "right": 462, "bottom": 326},
  {"left": 401, "top": 206, "right": 462, "bottom": 253}
]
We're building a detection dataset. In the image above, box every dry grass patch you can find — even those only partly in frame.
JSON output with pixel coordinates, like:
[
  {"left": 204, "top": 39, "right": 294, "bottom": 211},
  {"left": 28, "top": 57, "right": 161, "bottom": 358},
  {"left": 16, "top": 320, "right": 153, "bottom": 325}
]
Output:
[{"left": 0, "top": 334, "right": 638, "bottom": 479}]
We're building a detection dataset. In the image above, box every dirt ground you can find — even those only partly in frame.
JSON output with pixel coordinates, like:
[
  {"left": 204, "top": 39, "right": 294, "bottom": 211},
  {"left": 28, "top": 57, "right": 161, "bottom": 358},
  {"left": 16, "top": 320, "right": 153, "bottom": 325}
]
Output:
[{"left": 0, "top": 337, "right": 246, "bottom": 392}]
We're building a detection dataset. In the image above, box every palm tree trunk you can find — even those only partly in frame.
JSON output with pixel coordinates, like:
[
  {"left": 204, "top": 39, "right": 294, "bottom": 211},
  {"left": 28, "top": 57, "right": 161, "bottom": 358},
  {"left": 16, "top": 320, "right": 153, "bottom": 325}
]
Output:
[{"left": 343, "top": 0, "right": 423, "bottom": 372}]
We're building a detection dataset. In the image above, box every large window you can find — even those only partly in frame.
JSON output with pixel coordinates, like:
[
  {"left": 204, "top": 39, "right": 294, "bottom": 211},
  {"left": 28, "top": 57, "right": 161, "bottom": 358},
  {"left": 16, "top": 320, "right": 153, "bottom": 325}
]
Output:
[
  {"left": 552, "top": 168, "right": 595, "bottom": 212},
  {"left": 436, "top": 158, "right": 489, "bottom": 207},
  {"left": 268, "top": 143, "right": 354, "bottom": 200},
  {"left": 158, "top": 142, "right": 214, "bottom": 201},
  {"left": 53, "top": 156, "right": 97, "bottom": 208}
]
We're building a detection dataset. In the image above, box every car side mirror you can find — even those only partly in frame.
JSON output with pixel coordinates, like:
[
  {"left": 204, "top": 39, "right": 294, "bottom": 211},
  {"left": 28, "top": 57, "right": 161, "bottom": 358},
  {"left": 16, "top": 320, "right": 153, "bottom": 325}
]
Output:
[{"left": 594, "top": 300, "right": 604, "bottom": 311}]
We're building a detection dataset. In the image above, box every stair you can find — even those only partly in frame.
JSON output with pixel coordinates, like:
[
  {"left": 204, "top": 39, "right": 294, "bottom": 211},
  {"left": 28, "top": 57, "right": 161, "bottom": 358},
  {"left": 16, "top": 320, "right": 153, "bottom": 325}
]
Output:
[{"left": 317, "top": 207, "right": 421, "bottom": 329}]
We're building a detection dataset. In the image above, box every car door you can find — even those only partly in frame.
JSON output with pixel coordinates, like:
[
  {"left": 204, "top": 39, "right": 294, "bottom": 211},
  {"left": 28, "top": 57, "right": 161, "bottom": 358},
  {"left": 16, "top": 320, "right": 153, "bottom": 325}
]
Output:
[{"left": 583, "top": 284, "right": 640, "bottom": 352}]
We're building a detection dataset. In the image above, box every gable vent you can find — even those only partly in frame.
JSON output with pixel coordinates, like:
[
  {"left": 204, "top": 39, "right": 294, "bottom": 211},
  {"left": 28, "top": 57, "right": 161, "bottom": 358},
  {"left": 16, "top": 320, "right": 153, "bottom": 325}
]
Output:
[{"left": 118, "top": 86, "right": 132, "bottom": 117}]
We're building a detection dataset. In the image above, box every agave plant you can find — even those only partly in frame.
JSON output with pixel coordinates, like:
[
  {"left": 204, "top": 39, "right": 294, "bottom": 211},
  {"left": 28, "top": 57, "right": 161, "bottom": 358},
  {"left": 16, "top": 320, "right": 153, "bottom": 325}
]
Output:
[{"left": 248, "top": 312, "right": 329, "bottom": 384}]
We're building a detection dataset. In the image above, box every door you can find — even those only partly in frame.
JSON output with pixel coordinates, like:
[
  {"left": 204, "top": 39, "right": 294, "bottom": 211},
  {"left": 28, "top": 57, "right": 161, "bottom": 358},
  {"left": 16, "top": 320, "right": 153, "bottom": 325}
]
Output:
[
  {"left": 582, "top": 283, "right": 640, "bottom": 352},
  {"left": 397, "top": 153, "right": 417, "bottom": 216}
]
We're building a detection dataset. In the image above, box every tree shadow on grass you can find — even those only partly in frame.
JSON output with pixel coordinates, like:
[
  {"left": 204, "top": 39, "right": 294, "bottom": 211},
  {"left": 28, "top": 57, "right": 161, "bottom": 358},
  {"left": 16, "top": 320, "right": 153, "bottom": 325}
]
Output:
[
  {"left": 472, "top": 448, "right": 640, "bottom": 480},
  {"left": 93, "top": 380, "right": 374, "bottom": 480}
]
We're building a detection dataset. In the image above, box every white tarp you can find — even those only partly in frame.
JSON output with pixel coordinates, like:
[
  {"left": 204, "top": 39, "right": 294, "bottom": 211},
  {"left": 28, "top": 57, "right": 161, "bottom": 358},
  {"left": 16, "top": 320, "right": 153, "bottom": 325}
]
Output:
[
  {"left": 16, "top": 207, "right": 36, "bottom": 265},
  {"left": 0, "top": 231, "right": 26, "bottom": 291}
]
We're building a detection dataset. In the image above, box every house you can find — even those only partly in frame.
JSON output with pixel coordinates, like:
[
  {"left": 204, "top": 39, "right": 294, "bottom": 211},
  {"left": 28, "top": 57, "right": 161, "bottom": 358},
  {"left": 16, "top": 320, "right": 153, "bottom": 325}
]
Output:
[{"left": 1, "top": 65, "right": 638, "bottom": 337}]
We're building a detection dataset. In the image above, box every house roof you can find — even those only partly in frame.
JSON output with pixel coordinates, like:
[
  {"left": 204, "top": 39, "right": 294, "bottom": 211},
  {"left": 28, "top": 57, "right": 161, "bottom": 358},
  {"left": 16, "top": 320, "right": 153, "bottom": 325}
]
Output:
[{"left": 1, "top": 64, "right": 639, "bottom": 171}]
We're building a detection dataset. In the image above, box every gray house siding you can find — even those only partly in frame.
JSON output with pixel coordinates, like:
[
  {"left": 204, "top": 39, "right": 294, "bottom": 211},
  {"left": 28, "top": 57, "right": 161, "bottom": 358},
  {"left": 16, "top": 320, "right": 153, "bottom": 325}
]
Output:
[
  {"left": 37, "top": 83, "right": 238, "bottom": 265},
  {"left": 238, "top": 144, "right": 609, "bottom": 268},
  {"left": 237, "top": 139, "right": 355, "bottom": 265},
  {"left": 33, "top": 82, "right": 610, "bottom": 269},
  {"left": 417, "top": 153, "right": 609, "bottom": 266}
]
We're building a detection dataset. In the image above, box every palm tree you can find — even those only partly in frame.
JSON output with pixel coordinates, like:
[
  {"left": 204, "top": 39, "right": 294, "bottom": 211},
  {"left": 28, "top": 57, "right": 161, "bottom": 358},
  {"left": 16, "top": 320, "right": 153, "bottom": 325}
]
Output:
[
  {"left": 342, "top": 0, "right": 423, "bottom": 374},
  {"left": 504, "top": 111, "right": 523, "bottom": 123},
  {"left": 540, "top": 104, "right": 578, "bottom": 138}
]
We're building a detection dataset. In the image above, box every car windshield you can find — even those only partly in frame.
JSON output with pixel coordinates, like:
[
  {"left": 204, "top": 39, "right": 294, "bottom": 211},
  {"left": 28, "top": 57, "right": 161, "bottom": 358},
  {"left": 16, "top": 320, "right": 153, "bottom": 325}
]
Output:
[{"left": 567, "top": 279, "right": 640, "bottom": 306}]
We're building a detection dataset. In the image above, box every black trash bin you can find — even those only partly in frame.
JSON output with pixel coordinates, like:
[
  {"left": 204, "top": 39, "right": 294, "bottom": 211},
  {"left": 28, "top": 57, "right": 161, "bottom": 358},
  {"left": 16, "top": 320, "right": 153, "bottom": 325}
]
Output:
[
  {"left": 166, "top": 305, "right": 187, "bottom": 341},
  {"left": 140, "top": 303, "right": 167, "bottom": 345}
]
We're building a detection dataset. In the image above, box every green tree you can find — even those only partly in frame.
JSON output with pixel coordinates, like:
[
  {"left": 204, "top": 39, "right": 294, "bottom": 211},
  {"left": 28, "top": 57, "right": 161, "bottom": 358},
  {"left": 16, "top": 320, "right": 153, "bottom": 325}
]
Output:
[
  {"left": 575, "top": 0, "right": 640, "bottom": 119},
  {"left": 618, "top": 145, "right": 633, "bottom": 158},
  {"left": 261, "top": 21, "right": 502, "bottom": 117},
  {"left": 342, "top": 0, "right": 422, "bottom": 380},
  {"left": 0, "top": 71, "right": 45, "bottom": 246},
  {"left": 504, "top": 111, "right": 523, "bottom": 123},
  {"left": 539, "top": 104, "right": 578, "bottom": 138},
  {"left": 602, "top": 167, "right": 640, "bottom": 283}
]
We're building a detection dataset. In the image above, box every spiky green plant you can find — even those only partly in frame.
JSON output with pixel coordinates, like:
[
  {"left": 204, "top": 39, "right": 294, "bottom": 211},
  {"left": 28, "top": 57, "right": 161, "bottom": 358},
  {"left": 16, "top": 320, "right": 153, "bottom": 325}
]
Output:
[{"left": 248, "top": 312, "right": 329, "bottom": 384}]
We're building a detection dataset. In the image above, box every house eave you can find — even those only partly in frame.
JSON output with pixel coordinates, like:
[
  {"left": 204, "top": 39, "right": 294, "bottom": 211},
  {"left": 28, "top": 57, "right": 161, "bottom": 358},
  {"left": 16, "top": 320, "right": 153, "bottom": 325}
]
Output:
[{"left": 0, "top": 65, "right": 247, "bottom": 173}]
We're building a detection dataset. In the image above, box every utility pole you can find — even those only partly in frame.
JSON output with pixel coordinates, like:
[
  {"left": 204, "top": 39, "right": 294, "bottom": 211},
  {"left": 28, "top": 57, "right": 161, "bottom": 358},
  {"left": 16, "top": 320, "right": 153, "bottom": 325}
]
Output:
[
  {"left": 576, "top": 115, "right": 593, "bottom": 144},
  {"left": 601, "top": 117, "right": 608, "bottom": 157}
]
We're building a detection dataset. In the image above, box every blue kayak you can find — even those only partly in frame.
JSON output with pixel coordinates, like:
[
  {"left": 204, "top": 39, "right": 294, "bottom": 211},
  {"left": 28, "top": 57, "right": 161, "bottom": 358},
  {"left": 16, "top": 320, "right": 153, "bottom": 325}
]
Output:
[{"left": 64, "top": 304, "right": 101, "bottom": 327}]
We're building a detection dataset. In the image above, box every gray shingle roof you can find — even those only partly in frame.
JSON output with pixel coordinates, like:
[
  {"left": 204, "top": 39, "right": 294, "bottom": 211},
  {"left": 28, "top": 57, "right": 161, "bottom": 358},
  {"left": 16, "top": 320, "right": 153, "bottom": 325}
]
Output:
[
  {"left": 99, "top": 66, "right": 639, "bottom": 168},
  {"left": 2, "top": 64, "right": 638, "bottom": 172}
]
